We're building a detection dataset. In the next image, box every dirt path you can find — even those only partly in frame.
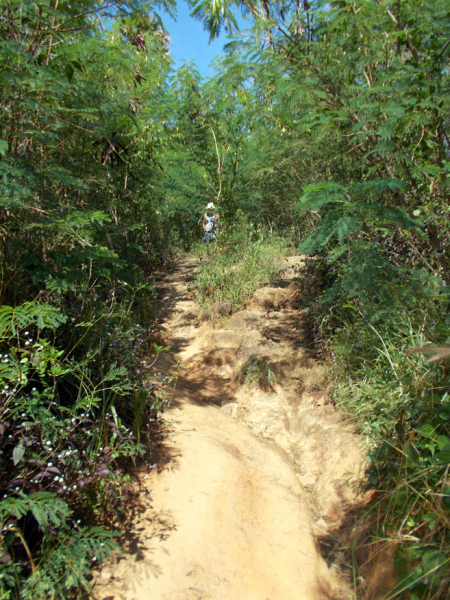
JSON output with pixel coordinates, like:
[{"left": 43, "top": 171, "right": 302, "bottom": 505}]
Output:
[{"left": 94, "top": 258, "right": 363, "bottom": 600}]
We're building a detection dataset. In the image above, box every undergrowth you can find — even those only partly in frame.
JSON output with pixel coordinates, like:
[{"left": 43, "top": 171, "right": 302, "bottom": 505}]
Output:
[
  {"left": 298, "top": 255, "right": 450, "bottom": 598},
  {"left": 0, "top": 292, "right": 174, "bottom": 599},
  {"left": 240, "top": 356, "right": 277, "bottom": 391},
  {"left": 193, "top": 215, "right": 287, "bottom": 318}
]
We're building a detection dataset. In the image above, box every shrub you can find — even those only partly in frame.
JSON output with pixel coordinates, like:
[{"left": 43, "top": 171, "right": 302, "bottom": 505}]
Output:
[
  {"left": 297, "top": 255, "right": 450, "bottom": 598},
  {"left": 0, "top": 298, "right": 170, "bottom": 598},
  {"left": 0, "top": 492, "right": 119, "bottom": 599}
]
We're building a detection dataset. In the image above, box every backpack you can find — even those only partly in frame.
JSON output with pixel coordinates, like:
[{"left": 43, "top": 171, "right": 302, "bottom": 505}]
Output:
[{"left": 205, "top": 213, "right": 215, "bottom": 232}]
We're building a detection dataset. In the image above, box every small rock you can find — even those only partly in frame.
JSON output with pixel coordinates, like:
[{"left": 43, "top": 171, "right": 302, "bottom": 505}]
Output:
[
  {"left": 100, "top": 568, "right": 113, "bottom": 582},
  {"left": 221, "top": 403, "right": 241, "bottom": 418}
]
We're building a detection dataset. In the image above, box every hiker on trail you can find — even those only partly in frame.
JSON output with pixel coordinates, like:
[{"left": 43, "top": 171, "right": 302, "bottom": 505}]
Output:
[{"left": 202, "top": 202, "right": 220, "bottom": 252}]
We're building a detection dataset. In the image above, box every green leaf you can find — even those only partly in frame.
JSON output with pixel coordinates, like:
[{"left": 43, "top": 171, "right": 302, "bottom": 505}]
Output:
[
  {"left": 65, "top": 63, "right": 74, "bottom": 83},
  {"left": 297, "top": 182, "right": 349, "bottom": 213},
  {"left": 419, "top": 424, "right": 435, "bottom": 438},
  {"left": 0, "top": 139, "right": 8, "bottom": 156},
  {"left": 436, "top": 444, "right": 450, "bottom": 463},
  {"left": 12, "top": 442, "right": 25, "bottom": 466},
  {"left": 436, "top": 435, "right": 450, "bottom": 449},
  {"left": 405, "top": 443, "right": 419, "bottom": 463},
  {"left": 71, "top": 60, "right": 84, "bottom": 73},
  {"left": 394, "top": 555, "right": 408, "bottom": 572},
  {"left": 422, "top": 550, "right": 448, "bottom": 581}
]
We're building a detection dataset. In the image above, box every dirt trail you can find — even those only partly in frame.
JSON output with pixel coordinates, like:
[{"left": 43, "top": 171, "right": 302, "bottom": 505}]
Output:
[{"left": 94, "top": 258, "right": 363, "bottom": 600}]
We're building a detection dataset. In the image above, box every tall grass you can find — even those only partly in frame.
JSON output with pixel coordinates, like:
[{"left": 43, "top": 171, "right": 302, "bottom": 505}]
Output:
[
  {"left": 299, "top": 262, "right": 450, "bottom": 598},
  {"left": 193, "top": 214, "right": 288, "bottom": 316},
  {"left": 330, "top": 313, "right": 450, "bottom": 598}
]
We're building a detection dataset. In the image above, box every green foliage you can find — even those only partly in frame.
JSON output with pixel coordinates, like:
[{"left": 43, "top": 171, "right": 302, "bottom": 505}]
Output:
[
  {"left": 241, "top": 356, "right": 276, "bottom": 391},
  {"left": 193, "top": 216, "right": 287, "bottom": 315},
  {"left": 183, "top": 0, "right": 450, "bottom": 595},
  {"left": 0, "top": 492, "right": 119, "bottom": 600},
  {"left": 0, "top": 492, "right": 71, "bottom": 530},
  {"left": 0, "top": 292, "right": 174, "bottom": 597},
  {"left": 2, "top": 0, "right": 450, "bottom": 596},
  {"left": 0, "top": 0, "right": 177, "bottom": 596},
  {"left": 0, "top": 303, "right": 66, "bottom": 337},
  {"left": 298, "top": 260, "right": 450, "bottom": 596}
]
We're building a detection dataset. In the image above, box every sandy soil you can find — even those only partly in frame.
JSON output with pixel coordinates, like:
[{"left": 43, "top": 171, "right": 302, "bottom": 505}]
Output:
[{"left": 94, "top": 257, "right": 363, "bottom": 600}]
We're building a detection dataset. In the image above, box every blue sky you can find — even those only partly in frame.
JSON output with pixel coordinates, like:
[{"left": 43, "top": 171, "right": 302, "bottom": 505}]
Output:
[{"left": 164, "top": 1, "right": 246, "bottom": 78}]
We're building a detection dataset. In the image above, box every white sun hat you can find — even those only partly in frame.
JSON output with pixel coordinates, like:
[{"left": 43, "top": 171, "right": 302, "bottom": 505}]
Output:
[{"left": 206, "top": 202, "right": 215, "bottom": 209}]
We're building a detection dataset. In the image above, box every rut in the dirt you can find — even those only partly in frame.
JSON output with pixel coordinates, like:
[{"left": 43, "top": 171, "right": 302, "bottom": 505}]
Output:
[{"left": 94, "top": 258, "right": 363, "bottom": 600}]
